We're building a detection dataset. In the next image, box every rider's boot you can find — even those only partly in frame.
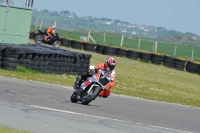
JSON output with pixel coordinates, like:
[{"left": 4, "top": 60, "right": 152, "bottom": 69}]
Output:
[
  {"left": 76, "top": 89, "right": 82, "bottom": 101},
  {"left": 44, "top": 36, "right": 48, "bottom": 41},
  {"left": 74, "top": 77, "right": 82, "bottom": 90}
]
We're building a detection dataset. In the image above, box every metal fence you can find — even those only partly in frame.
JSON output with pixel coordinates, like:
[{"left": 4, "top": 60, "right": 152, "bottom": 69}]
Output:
[{"left": 0, "top": 0, "right": 33, "bottom": 8}]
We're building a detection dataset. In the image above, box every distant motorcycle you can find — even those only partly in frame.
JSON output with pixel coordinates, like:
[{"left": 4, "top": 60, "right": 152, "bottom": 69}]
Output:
[
  {"left": 71, "top": 66, "right": 112, "bottom": 105},
  {"left": 34, "top": 29, "right": 61, "bottom": 47}
]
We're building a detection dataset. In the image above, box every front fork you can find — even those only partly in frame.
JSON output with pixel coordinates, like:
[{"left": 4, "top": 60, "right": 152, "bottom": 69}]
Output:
[{"left": 74, "top": 77, "right": 82, "bottom": 90}]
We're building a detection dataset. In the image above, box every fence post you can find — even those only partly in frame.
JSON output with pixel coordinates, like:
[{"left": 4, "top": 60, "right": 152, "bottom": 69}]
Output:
[
  {"left": 174, "top": 45, "right": 177, "bottom": 56},
  {"left": 87, "top": 30, "right": 96, "bottom": 44},
  {"left": 120, "top": 35, "right": 124, "bottom": 47},
  {"left": 39, "top": 20, "right": 43, "bottom": 30},
  {"left": 152, "top": 41, "right": 155, "bottom": 52},
  {"left": 103, "top": 33, "right": 105, "bottom": 43},
  {"left": 88, "top": 30, "right": 90, "bottom": 42},
  {"left": 191, "top": 49, "right": 194, "bottom": 61},
  {"left": 155, "top": 40, "right": 158, "bottom": 52},
  {"left": 138, "top": 38, "right": 140, "bottom": 50},
  {"left": 35, "top": 18, "right": 38, "bottom": 30}
]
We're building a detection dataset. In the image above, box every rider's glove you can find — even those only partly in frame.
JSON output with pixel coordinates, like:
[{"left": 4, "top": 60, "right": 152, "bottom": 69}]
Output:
[{"left": 95, "top": 68, "right": 99, "bottom": 73}]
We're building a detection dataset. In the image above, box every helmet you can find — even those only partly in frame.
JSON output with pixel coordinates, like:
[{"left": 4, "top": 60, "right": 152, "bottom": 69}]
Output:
[
  {"left": 52, "top": 25, "right": 56, "bottom": 29},
  {"left": 105, "top": 57, "right": 116, "bottom": 71}
]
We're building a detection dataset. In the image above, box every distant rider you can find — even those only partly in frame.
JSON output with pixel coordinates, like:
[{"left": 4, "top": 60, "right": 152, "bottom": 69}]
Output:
[
  {"left": 76, "top": 57, "right": 116, "bottom": 100},
  {"left": 44, "top": 25, "right": 56, "bottom": 41}
]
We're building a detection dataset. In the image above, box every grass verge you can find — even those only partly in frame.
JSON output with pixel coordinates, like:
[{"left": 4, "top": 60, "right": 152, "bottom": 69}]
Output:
[{"left": 0, "top": 126, "right": 33, "bottom": 133}]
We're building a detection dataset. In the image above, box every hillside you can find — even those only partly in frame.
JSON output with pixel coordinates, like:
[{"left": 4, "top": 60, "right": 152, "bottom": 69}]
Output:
[{"left": 32, "top": 9, "right": 200, "bottom": 45}]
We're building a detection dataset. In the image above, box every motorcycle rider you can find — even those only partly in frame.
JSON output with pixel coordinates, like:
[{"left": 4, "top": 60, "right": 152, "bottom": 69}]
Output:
[
  {"left": 76, "top": 57, "right": 116, "bottom": 100},
  {"left": 44, "top": 25, "right": 56, "bottom": 41}
]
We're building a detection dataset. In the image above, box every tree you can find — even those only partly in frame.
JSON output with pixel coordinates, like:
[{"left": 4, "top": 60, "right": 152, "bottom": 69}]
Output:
[
  {"left": 50, "top": 11, "right": 59, "bottom": 16},
  {"left": 60, "top": 10, "right": 70, "bottom": 16},
  {"left": 42, "top": 9, "right": 49, "bottom": 13},
  {"left": 173, "top": 35, "right": 182, "bottom": 43},
  {"left": 100, "top": 17, "right": 112, "bottom": 22},
  {"left": 71, "top": 12, "right": 77, "bottom": 17},
  {"left": 114, "top": 19, "right": 121, "bottom": 23}
]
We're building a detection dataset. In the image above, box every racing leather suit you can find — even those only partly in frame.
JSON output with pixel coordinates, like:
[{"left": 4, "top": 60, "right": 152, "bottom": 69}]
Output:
[
  {"left": 76, "top": 63, "right": 116, "bottom": 98},
  {"left": 44, "top": 27, "right": 54, "bottom": 41}
]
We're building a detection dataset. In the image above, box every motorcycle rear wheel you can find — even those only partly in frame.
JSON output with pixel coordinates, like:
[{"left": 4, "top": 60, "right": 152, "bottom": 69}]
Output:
[
  {"left": 53, "top": 41, "right": 61, "bottom": 47},
  {"left": 35, "top": 35, "right": 43, "bottom": 44},
  {"left": 82, "top": 86, "right": 101, "bottom": 105}
]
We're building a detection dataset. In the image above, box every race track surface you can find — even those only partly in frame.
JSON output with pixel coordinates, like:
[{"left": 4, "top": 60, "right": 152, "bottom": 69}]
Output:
[{"left": 0, "top": 76, "right": 199, "bottom": 133}]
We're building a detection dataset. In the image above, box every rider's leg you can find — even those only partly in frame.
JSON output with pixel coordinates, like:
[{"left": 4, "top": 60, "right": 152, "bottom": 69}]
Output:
[
  {"left": 44, "top": 33, "right": 51, "bottom": 41},
  {"left": 76, "top": 72, "right": 90, "bottom": 88},
  {"left": 76, "top": 72, "right": 91, "bottom": 100}
]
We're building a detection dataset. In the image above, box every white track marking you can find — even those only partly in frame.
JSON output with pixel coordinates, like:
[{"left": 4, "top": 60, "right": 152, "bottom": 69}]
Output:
[
  {"left": 29, "top": 105, "right": 193, "bottom": 133},
  {"left": 29, "top": 105, "right": 131, "bottom": 123}
]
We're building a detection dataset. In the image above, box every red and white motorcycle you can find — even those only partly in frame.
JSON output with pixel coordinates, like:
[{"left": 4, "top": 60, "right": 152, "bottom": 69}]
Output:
[{"left": 70, "top": 66, "right": 111, "bottom": 105}]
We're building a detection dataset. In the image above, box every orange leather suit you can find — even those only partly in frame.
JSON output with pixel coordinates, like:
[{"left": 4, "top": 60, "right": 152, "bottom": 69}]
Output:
[
  {"left": 45, "top": 27, "right": 54, "bottom": 41},
  {"left": 95, "top": 63, "right": 116, "bottom": 98}
]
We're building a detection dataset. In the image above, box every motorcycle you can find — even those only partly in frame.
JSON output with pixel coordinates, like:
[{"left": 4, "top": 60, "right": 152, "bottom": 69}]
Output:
[
  {"left": 34, "top": 29, "right": 61, "bottom": 47},
  {"left": 71, "top": 66, "right": 112, "bottom": 105}
]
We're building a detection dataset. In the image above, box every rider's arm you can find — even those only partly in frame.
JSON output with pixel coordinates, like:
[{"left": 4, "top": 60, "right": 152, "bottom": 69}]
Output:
[
  {"left": 110, "top": 71, "right": 116, "bottom": 88},
  {"left": 95, "top": 63, "right": 105, "bottom": 70},
  {"left": 47, "top": 28, "right": 53, "bottom": 34}
]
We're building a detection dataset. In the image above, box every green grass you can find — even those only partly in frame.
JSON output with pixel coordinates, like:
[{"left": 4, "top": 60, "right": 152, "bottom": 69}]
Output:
[
  {"left": 0, "top": 65, "right": 76, "bottom": 87},
  {"left": 0, "top": 126, "right": 33, "bottom": 133}
]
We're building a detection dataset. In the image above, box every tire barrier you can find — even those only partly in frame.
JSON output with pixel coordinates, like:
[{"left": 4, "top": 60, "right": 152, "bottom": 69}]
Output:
[
  {"left": 173, "top": 58, "right": 186, "bottom": 71},
  {"left": 102, "top": 46, "right": 116, "bottom": 56},
  {"left": 115, "top": 48, "right": 127, "bottom": 57},
  {"left": 127, "top": 50, "right": 140, "bottom": 60},
  {"left": 71, "top": 40, "right": 83, "bottom": 50},
  {"left": 197, "top": 68, "right": 200, "bottom": 75},
  {"left": 0, "top": 43, "right": 92, "bottom": 75},
  {"left": 95, "top": 44, "right": 104, "bottom": 54},
  {"left": 139, "top": 52, "right": 151, "bottom": 63},
  {"left": 30, "top": 36, "right": 200, "bottom": 76},
  {"left": 83, "top": 42, "right": 96, "bottom": 52},
  {"left": 29, "top": 32, "right": 35, "bottom": 39},
  {"left": 163, "top": 55, "right": 175, "bottom": 68},
  {"left": 185, "top": 61, "right": 199, "bottom": 74},
  {"left": 150, "top": 53, "right": 163, "bottom": 65},
  {"left": 60, "top": 38, "right": 71, "bottom": 47}
]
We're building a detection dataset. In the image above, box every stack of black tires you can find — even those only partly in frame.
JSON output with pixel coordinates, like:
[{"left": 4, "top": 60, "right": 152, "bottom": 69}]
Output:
[{"left": 0, "top": 43, "right": 92, "bottom": 75}]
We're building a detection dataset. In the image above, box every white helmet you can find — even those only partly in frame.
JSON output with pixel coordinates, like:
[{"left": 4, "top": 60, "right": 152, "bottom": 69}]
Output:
[{"left": 52, "top": 25, "right": 56, "bottom": 29}]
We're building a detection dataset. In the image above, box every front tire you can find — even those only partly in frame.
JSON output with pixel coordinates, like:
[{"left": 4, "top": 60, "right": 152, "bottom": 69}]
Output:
[
  {"left": 35, "top": 35, "right": 43, "bottom": 44},
  {"left": 82, "top": 86, "right": 101, "bottom": 105},
  {"left": 71, "top": 91, "right": 78, "bottom": 103},
  {"left": 53, "top": 41, "right": 61, "bottom": 47}
]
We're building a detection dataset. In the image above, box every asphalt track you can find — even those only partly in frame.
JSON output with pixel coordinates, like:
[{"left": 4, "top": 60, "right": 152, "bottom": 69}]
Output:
[{"left": 0, "top": 76, "right": 199, "bottom": 133}]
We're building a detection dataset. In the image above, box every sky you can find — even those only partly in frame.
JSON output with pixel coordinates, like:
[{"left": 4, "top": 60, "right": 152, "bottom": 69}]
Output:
[{"left": 34, "top": 0, "right": 200, "bottom": 35}]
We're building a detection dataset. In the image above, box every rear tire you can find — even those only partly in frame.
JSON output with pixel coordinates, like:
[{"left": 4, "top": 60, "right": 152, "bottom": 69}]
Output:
[
  {"left": 35, "top": 35, "right": 43, "bottom": 44},
  {"left": 82, "top": 86, "right": 101, "bottom": 105}
]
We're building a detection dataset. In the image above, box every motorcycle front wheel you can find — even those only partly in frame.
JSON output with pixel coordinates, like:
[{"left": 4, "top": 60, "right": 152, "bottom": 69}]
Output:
[
  {"left": 35, "top": 35, "right": 43, "bottom": 44},
  {"left": 82, "top": 86, "right": 101, "bottom": 105},
  {"left": 70, "top": 91, "right": 78, "bottom": 103},
  {"left": 53, "top": 41, "right": 61, "bottom": 47}
]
